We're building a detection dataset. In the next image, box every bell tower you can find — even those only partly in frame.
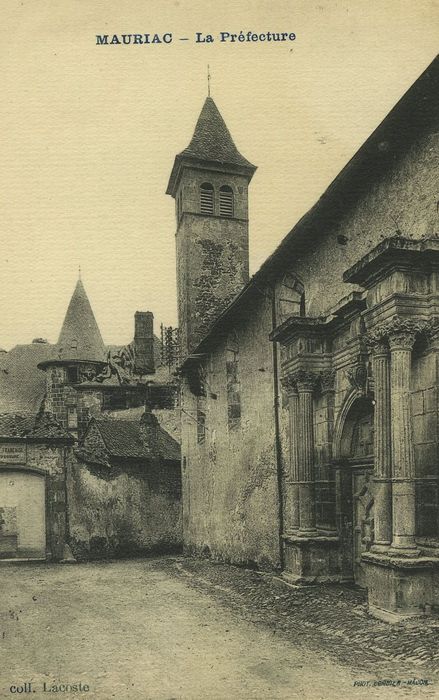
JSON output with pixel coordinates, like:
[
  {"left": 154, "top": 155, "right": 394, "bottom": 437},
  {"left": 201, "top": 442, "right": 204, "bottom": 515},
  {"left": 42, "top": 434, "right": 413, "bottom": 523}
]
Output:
[{"left": 166, "top": 96, "right": 256, "bottom": 358}]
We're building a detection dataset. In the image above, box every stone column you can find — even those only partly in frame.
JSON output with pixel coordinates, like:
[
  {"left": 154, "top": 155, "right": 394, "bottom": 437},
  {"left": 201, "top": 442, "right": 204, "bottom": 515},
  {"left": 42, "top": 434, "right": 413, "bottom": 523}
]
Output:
[
  {"left": 319, "top": 369, "right": 336, "bottom": 533},
  {"left": 295, "top": 370, "right": 318, "bottom": 536},
  {"left": 281, "top": 375, "right": 300, "bottom": 531},
  {"left": 388, "top": 327, "right": 419, "bottom": 555},
  {"left": 320, "top": 369, "right": 336, "bottom": 459},
  {"left": 369, "top": 340, "right": 392, "bottom": 551}
]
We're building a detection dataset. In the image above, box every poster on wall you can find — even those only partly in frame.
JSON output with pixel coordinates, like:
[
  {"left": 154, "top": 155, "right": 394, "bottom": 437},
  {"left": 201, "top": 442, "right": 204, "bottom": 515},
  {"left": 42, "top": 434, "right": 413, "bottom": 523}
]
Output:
[
  {"left": 0, "top": 446, "right": 26, "bottom": 465},
  {"left": 0, "top": 1, "right": 438, "bottom": 698}
]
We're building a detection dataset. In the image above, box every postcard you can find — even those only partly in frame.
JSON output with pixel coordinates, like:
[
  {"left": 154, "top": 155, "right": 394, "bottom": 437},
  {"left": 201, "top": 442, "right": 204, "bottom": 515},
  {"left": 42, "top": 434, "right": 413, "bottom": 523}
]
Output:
[{"left": 1, "top": 1, "right": 438, "bottom": 698}]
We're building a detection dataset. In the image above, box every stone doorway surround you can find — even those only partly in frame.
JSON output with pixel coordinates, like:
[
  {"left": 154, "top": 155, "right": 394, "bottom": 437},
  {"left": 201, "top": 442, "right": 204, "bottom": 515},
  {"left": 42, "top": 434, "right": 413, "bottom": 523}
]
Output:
[
  {"left": 0, "top": 466, "right": 46, "bottom": 560},
  {"left": 271, "top": 236, "right": 439, "bottom": 621},
  {"left": 334, "top": 396, "right": 375, "bottom": 588},
  {"left": 344, "top": 237, "right": 439, "bottom": 621}
]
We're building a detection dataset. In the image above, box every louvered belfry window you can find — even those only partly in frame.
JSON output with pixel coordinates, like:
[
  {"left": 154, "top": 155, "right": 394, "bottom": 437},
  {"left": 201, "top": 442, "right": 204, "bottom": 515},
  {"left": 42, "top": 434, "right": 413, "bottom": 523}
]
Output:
[
  {"left": 200, "top": 182, "right": 214, "bottom": 215},
  {"left": 219, "top": 185, "right": 234, "bottom": 217}
]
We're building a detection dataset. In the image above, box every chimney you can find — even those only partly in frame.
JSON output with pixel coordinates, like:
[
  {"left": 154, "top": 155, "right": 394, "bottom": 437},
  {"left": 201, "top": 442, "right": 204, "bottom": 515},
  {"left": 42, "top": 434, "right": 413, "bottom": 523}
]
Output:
[
  {"left": 134, "top": 311, "right": 155, "bottom": 375},
  {"left": 139, "top": 407, "right": 159, "bottom": 457}
]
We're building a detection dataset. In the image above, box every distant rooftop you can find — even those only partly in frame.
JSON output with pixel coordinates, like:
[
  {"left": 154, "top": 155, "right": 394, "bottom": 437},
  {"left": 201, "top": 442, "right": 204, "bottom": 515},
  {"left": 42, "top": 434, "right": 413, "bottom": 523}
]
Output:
[
  {"left": 0, "top": 412, "right": 73, "bottom": 442},
  {"left": 85, "top": 415, "right": 180, "bottom": 462},
  {"left": 55, "top": 278, "right": 107, "bottom": 364},
  {"left": 0, "top": 343, "right": 54, "bottom": 413}
]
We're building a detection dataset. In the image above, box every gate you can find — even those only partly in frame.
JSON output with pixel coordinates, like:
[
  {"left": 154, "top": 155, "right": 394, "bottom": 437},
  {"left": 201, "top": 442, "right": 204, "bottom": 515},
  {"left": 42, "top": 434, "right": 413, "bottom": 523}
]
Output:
[{"left": 0, "top": 470, "right": 46, "bottom": 559}]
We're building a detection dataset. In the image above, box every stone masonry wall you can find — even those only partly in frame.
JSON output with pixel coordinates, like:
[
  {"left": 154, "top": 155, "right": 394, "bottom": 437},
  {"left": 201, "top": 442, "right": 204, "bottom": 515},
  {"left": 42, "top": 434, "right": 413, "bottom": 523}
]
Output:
[
  {"left": 289, "top": 132, "right": 439, "bottom": 320},
  {"left": 44, "top": 364, "right": 103, "bottom": 439},
  {"left": 77, "top": 390, "right": 103, "bottom": 439},
  {"left": 176, "top": 166, "right": 250, "bottom": 356},
  {"left": 182, "top": 116, "right": 439, "bottom": 572},
  {"left": 44, "top": 366, "right": 72, "bottom": 429},
  {"left": 67, "top": 447, "right": 182, "bottom": 560},
  {"left": 182, "top": 291, "right": 281, "bottom": 569}
]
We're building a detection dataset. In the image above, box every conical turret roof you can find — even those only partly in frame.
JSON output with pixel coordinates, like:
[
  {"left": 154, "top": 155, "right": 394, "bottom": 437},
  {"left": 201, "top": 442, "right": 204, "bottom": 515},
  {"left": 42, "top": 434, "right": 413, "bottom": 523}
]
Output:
[
  {"left": 56, "top": 279, "right": 106, "bottom": 363},
  {"left": 166, "top": 97, "right": 256, "bottom": 196},
  {"left": 180, "top": 97, "right": 255, "bottom": 168}
]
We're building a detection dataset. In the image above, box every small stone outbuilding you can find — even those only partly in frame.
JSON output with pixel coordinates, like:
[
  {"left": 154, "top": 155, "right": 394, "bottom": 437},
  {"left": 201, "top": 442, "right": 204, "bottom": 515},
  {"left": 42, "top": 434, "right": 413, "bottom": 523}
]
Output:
[
  {"left": 0, "top": 412, "right": 73, "bottom": 561},
  {"left": 70, "top": 411, "right": 181, "bottom": 559}
]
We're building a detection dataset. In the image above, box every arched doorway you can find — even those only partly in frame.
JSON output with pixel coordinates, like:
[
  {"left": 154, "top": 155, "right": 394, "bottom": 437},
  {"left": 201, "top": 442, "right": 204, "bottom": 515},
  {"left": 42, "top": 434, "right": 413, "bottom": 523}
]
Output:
[
  {"left": 335, "top": 396, "right": 374, "bottom": 587},
  {"left": 0, "top": 468, "right": 46, "bottom": 559}
]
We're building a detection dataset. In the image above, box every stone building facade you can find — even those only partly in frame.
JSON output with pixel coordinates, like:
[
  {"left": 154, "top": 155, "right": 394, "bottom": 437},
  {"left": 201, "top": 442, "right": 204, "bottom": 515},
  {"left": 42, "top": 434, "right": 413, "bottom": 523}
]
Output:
[
  {"left": 70, "top": 411, "right": 181, "bottom": 559},
  {"left": 166, "top": 96, "right": 256, "bottom": 357},
  {"left": 0, "top": 279, "right": 181, "bottom": 561},
  {"left": 172, "top": 56, "right": 439, "bottom": 620},
  {"left": 0, "top": 413, "right": 73, "bottom": 561}
]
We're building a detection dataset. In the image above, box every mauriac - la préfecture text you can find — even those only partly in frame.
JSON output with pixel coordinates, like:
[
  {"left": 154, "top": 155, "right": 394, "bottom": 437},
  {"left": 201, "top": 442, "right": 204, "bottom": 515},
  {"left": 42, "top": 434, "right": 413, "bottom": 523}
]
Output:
[{"left": 96, "top": 31, "right": 297, "bottom": 45}]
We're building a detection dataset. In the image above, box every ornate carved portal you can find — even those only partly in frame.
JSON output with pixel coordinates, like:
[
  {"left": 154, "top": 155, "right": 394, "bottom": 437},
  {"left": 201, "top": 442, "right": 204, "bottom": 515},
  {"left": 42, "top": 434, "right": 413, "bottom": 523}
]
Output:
[{"left": 337, "top": 397, "right": 375, "bottom": 587}]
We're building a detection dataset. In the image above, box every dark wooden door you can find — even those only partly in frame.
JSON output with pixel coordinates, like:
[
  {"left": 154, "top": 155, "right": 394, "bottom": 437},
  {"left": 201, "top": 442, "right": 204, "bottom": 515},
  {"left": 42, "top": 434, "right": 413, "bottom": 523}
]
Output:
[{"left": 352, "top": 469, "right": 374, "bottom": 588}]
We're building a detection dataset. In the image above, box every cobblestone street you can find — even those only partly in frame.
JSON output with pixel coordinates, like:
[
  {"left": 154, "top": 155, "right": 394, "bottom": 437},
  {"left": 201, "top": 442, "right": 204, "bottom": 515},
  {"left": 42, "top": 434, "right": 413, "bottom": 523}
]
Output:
[
  {"left": 0, "top": 557, "right": 438, "bottom": 699},
  {"left": 169, "top": 557, "right": 439, "bottom": 681}
]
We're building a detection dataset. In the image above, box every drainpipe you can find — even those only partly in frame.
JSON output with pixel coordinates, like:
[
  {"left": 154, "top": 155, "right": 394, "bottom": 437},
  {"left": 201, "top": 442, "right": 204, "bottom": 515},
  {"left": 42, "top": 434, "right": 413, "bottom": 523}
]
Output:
[
  {"left": 64, "top": 446, "right": 71, "bottom": 543},
  {"left": 271, "top": 284, "right": 285, "bottom": 571},
  {"left": 61, "top": 444, "right": 76, "bottom": 563}
]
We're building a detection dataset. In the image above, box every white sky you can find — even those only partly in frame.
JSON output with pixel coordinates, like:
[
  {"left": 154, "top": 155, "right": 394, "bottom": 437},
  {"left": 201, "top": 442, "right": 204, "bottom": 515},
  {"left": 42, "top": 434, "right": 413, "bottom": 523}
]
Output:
[{"left": 0, "top": 0, "right": 438, "bottom": 350}]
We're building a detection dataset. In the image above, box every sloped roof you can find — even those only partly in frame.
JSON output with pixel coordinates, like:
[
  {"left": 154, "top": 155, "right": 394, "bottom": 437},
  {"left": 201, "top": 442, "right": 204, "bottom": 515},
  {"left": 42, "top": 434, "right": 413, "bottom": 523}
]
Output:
[
  {"left": 94, "top": 420, "right": 148, "bottom": 459},
  {"left": 0, "top": 343, "right": 54, "bottom": 412},
  {"left": 30, "top": 411, "right": 74, "bottom": 440},
  {"left": 155, "top": 423, "right": 180, "bottom": 462},
  {"left": 56, "top": 279, "right": 106, "bottom": 363},
  {"left": 0, "top": 412, "right": 72, "bottom": 441},
  {"left": 0, "top": 414, "right": 35, "bottom": 438},
  {"left": 167, "top": 97, "right": 256, "bottom": 196},
  {"left": 90, "top": 417, "right": 180, "bottom": 462},
  {"left": 180, "top": 97, "right": 255, "bottom": 168}
]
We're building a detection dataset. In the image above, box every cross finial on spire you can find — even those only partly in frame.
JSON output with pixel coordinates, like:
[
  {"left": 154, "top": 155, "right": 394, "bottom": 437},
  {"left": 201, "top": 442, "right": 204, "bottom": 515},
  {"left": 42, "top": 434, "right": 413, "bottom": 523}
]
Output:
[
  {"left": 78, "top": 264, "right": 81, "bottom": 280},
  {"left": 207, "top": 64, "right": 211, "bottom": 97}
]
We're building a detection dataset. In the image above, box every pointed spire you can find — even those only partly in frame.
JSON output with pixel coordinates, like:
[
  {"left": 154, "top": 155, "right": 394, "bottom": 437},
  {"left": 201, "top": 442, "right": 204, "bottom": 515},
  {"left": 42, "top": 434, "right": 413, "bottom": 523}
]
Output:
[
  {"left": 181, "top": 97, "right": 255, "bottom": 168},
  {"left": 56, "top": 279, "right": 106, "bottom": 363},
  {"left": 166, "top": 96, "right": 256, "bottom": 196}
]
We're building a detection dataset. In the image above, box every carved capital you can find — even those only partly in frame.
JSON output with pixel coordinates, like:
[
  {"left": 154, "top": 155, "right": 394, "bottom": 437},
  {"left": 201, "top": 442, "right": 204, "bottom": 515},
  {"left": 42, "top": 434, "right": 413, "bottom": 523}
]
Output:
[
  {"left": 320, "top": 369, "right": 336, "bottom": 393},
  {"left": 387, "top": 330, "right": 417, "bottom": 352},
  {"left": 425, "top": 318, "right": 439, "bottom": 347},
  {"left": 291, "top": 369, "right": 318, "bottom": 392},
  {"left": 367, "top": 318, "right": 428, "bottom": 353},
  {"left": 365, "top": 334, "right": 389, "bottom": 357},
  {"left": 280, "top": 374, "right": 298, "bottom": 396}
]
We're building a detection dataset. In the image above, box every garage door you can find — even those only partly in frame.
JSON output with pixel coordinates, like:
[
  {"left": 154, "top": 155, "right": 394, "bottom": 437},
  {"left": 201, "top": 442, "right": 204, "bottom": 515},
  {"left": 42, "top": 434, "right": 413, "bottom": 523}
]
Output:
[{"left": 0, "top": 470, "right": 46, "bottom": 559}]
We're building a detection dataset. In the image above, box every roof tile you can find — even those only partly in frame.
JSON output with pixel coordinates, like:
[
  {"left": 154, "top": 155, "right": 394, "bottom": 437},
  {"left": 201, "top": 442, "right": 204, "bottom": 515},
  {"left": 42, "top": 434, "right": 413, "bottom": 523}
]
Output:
[
  {"left": 91, "top": 416, "right": 180, "bottom": 462},
  {"left": 179, "top": 97, "right": 255, "bottom": 169},
  {"left": 56, "top": 279, "right": 106, "bottom": 363},
  {"left": 0, "top": 412, "right": 72, "bottom": 441}
]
